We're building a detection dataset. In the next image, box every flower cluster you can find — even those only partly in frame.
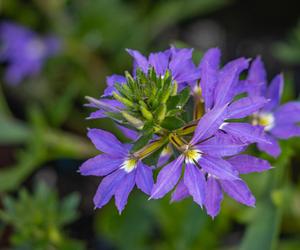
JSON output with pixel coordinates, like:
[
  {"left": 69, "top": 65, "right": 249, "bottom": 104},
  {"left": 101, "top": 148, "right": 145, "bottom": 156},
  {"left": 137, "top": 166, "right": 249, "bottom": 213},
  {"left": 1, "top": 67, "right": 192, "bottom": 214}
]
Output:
[
  {"left": 80, "top": 47, "right": 300, "bottom": 217},
  {"left": 0, "top": 22, "right": 60, "bottom": 85}
]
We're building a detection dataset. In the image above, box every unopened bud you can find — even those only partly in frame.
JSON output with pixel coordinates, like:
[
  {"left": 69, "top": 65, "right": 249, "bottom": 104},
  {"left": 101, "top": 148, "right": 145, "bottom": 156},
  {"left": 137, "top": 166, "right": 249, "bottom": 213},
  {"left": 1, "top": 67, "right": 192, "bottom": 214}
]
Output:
[
  {"left": 156, "top": 104, "right": 167, "bottom": 123},
  {"left": 121, "top": 111, "right": 144, "bottom": 129},
  {"left": 113, "top": 92, "right": 135, "bottom": 108}
]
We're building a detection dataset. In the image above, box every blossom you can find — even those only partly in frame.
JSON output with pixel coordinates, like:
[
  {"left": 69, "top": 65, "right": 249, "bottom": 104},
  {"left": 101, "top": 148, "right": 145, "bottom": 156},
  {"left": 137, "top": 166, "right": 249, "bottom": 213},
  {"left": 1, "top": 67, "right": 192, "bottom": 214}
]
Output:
[
  {"left": 245, "top": 57, "right": 300, "bottom": 157},
  {"left": 150, "top": 105, "right": 271, "bottom": 217},
  {"left": 0, "top": 22, "right": 60, "bottom": 85},
  {"left": 103, "top": 46, "right": 200, "bottom": 97},
  {"left": 79, "top": 129, "right": 153, "bottom": 213},
  {"left": 192, "top": 48, "right": 270, "bottom": 145}
]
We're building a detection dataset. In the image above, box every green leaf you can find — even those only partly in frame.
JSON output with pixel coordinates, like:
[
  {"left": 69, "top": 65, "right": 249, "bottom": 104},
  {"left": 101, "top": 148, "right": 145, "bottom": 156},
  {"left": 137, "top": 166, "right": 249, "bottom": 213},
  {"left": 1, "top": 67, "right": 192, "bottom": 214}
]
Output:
[
  {"left": 240, "top": 201, "right": 281, "bottom": 250},
  {"left": 0, "top": 117, "right": 30, "bottom": 144}
]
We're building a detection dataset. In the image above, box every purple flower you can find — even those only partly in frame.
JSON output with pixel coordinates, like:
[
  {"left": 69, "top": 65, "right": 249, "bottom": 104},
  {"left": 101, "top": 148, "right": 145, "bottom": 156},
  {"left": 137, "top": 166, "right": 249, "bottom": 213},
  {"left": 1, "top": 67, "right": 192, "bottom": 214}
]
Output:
[
  {"left": 79, "top": 129, "right": 153, "bottom": 213},
  {"left": 245, "top": 57, "right": 300, "bottom": 157},
  {"left": 103, "top": 46, "right": 200, "bottom": 96},
  {"left": 0, "top": 22, "right": 60, "bottom": 85},
  {"left": 193, "top": 48, "right": 270, "bottom": 145},
  {"left": 150, "top": 105, "right": 269, "bottom": 217}
]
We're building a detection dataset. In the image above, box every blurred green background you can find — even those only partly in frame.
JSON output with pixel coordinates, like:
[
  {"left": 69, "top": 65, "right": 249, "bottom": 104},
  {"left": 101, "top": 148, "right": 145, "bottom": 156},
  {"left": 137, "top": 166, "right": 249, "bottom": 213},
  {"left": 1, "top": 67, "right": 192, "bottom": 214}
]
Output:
[{"left": 0, "top": 0, "right": 300, "bottom": 249}]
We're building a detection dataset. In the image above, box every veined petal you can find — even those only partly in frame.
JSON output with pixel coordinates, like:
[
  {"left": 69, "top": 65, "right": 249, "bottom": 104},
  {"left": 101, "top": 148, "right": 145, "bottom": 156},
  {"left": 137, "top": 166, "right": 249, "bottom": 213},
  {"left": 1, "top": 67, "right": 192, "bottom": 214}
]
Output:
[
  {"left": 149, "top": 51, "right": 170, "bottom": 76},
  {"left": 171, "top": 180, "right": 189, "bottom": 202},
  {"left": 264, "top": 74, "right": 283, "bottom": 111},
  {"left": 274, "top": 101, "right": 300, "bottom": 124},
  {"left": 199, "top": 48, "right": 221, "bottom": 111},
  {"left": 214, "top": 57, "right": 249, "bottom": 107},
  {"left": 115, "top": 170, "right": 136, "bottom": 214},
  {"left": 197, "top": 133, "right": 247, "bottom": 157},
  {"left": 184, "top": 163, "right": 206, "bottom": 207},
  {"left": 79, "top": 154, "right": 123, "bottom": 176},
  {"left": 220, "top": 179, "right": 256, "bottom": 207},
  {"left": 93, "top": 169, "right": 127, "bottom": 209},
  {"left": 126, "top": 49, "right": 149, "bottom": 74},
  {"left": 87, "top": 128, "right": 127, "bottom": 156},
  {"left": 150, "top": 156, "right": 184, "bottom": 199},
  {"left": 271, "top": 124, "right": 300, "bottom": 139},
  {"left": 205, "top": 177, "right": 223, "bottom": 218},
  {"left": 257, "top": 133, "right": 281, "bottom": 158},
  {"left": 135, "top": 162, "right": 154, "bottom": 195},
  {"left": 199, "top": 155, "right": 239, "bottom": 180},
  {"left": 227, "top": 96, "right": 268, "bottom": 119},
  {"left": 221, "top": 123, "right": 269, "bottom": 144},
  {"left": 227, "top": 154, "right": 272, "bottom": 174},
  {"left": 190, "top": 104, "right": 228, "bottom": 145}
]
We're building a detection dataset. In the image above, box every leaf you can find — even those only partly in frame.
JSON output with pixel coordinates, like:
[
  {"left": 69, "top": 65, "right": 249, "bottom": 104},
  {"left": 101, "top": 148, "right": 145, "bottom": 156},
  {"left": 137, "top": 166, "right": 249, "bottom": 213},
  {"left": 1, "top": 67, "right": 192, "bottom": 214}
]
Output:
[{"left": 0, "top": 117, "right": 30, "bottom": 144}]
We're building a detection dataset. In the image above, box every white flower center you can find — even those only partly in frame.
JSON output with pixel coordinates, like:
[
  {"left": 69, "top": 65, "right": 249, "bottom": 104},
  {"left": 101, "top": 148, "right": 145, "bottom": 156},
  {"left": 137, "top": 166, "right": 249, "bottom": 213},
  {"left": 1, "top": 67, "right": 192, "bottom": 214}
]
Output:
[
  {"left": 26, "top": 38, "right": 46, "bottom": 60},
  {"left": 184, "top": 148, "right": 202, "bottom": 164},
  {"left": 257, "top": 112, "right": 275, "bottom": 131},
  {"left": 121, "top": 158, "right": 138, "bottom": 173}
]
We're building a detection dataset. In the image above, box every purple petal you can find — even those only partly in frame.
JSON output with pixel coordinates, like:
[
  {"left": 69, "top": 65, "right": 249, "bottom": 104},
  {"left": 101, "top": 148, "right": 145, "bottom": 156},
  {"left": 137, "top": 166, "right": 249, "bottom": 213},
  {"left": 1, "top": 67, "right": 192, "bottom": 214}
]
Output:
[
  {"left": 135, "top": 162, "right": 154, "bottom": 195},
  {"left": 87, "top": 110, "right": 106, "bottom": 119},
  {"left": 227, "top": 96, "right": 268, "bottom": 119},
  {"left": 79, "top": 154, "right": 123, "bottom": 176},
  {"left": 171, "top": 180, "right": 190, "bottom": 202},
  {"left": 157, "top": 146, "right": 172, "bottom": 167},
  {"left": 274, "top": 101, "right": 300, "bottom": 124},
  {"left": 197, "top": 133, "right": 247, "bottom": 157},
  {"left": 221, "top": 123, "right": 269, "bottom": 144},
  {"left": 205, "top": 177, "right": 223, "bottom": 218},
  {"left": 270, "top": 124, "right": 300, "bottom": 139},
  {"left": 220, "top": 179, "right": 256, "bottom": 207},
  {"left": 115, "top": 170, "right": 136, "bottom": 214},
  {"left": 227, "top": 154, "right": 272, "bottom": 174},
  {"left": 214, "top": 57, "right": 249, "bottom": 107},
  {"left": 150, "top": 156, "right": 184, "bottom": 199},
  {"left": 93, "top": 169, "right": 127, "bottom": 209},
  {"left": 246, "top": 56, "right": 267, "bottom": 96},
  {"left": 87, "top": 128, "right": 127, "bottom": 156},
  {"left": 257, "top": 133, "right": 281, "bottom": 158},
  {"left": 126, "top": 49, "right": 149, "bottom": 74},
  {"left": 184, "top": 163, "right": 206, "bottom": 207},
  {"left": 86, "top": 97, "right": 124, "bottom": 112},
  {"left": 103, "top": 75, "right": 126, "bottom": 96},
  {"left": 190, "top": 104, "right": 228, "bottom": 145},
  {"left": 169, "top": 47, "right": 200, "bottom": 84},
  {"left": 199, "top": 48, "right": 221, "bottom": 111},
  {"left": 148, "top": 51, "right": 170, "bottom": 75},
  {"left": 116, "top": 125, "right": 139, "bottom": 140},
  {"left": 264, "top": 74, "right": 283, "bottom": 111},
  {"left": 198, "top": 155, "right": 239, "bottom": 180}
]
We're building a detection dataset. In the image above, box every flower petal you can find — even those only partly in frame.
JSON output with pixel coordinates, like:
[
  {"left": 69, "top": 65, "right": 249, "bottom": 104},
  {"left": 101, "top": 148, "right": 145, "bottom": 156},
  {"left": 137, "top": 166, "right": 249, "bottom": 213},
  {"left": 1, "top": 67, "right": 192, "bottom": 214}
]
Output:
[
  {"left": 190, "top": 104, "right": 228, "bottom": 145},
  {"left": 274, "top": 101, "right": 300, "bottom": 124},
  {"left": 264, "top": 74, "right": 283, "bottom": 111},
  {"left": 199, "top": 155, "right": 239, "bottom": 180},
  {"left": 126, "top": 49, "right": 149, "bottom": 74},
  {"left": 150, "top": 156, "right": 184, "bottom": 199},
  {"left": 87, "top": 128, "right": 127, "bottom": 156},
  {"left": 227, "top": 154, "right": 272, "bottom": 174},
  {"left": 103, "top": 74, "right": 126, "bottom": 96},
  {"left": 197, "top": 133, "right": 247, "bottom": 157},
  {"left": 135, "top": 162, "right": 154, "bottom": 195},
  {"left": 199, "top": 48, "right": 221, "bottom": 111},
  {"left": 148, "top": 51, "right": 170, "bottom": 75},
  {"left": 220, "top": 179, "right": 256, "bottom": 207},
  {"left": 171, "top": 180, "right": 189, "bottom": 202},
  {"left": 214, "top": 57, "right": 249, "bottom": 107},
  {"left": 205, "top": 177, "right": 223, "bottom": 218},
  {"left": 227, "top": 96, "right": 268, "bottom": 119},
  {"left": 115, "top": 170, "right": 136, "bottom": 214},
  {"left": 271, "top": 124, "right": 300, "bottom": 139},
  {"left": 93, "top": 169, "right": 127, "bottom": 209},
  {"left": 221, "top": 123, "right": 269, "bottom": 144},
  {"left": 79, "top": 154, "right": 123, "bottom": 176},
  {"left": 116, "top": 125, "right": 139, "bottom": 141},
  {"left": 184, "top": 163, "right": 206, "bottom": 207},
  {"left": 257, "top": 134, "right": 281, "bottom": 157}
]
